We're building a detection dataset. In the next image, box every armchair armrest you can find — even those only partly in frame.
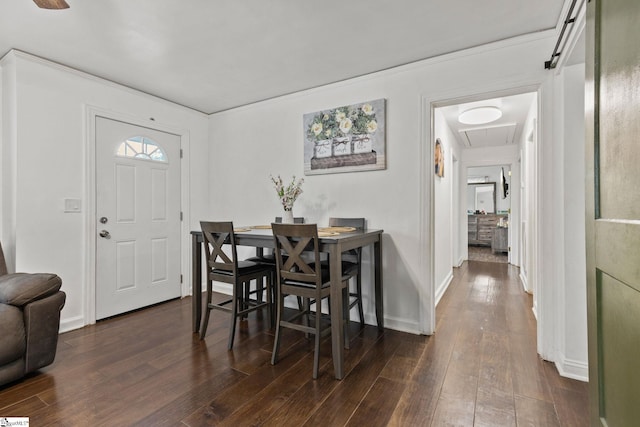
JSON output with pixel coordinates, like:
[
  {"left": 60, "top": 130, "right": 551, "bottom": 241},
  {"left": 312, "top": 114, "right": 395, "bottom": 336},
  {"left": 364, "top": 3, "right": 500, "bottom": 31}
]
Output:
[{"left": 0, "top": 273, "right": 62, "bottom": 307}]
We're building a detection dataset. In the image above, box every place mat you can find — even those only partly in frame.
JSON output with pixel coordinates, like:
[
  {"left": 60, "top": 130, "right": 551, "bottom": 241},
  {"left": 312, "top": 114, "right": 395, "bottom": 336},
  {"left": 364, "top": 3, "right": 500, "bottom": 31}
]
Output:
[
  {"left": 251, "top": 225, "right": 272, "bottom": 229},
  {"left": 234, "top": 228, "right": 251, "bottom": 232},
  {"left": 318, "top": 231, "right": 340, "bottom": 237},
  {"left": 318, "top": 226, "right": 356, "bottom": 233}
]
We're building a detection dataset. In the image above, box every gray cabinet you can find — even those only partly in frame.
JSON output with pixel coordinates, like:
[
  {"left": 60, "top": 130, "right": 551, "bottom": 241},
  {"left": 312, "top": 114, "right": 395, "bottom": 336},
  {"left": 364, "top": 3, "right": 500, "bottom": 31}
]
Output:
[
  {"left": 492, "top": 227, "right": 508, "bottom": 253},
  {"left": 468, "top": 214, "right": 507, "bottom": 246}
]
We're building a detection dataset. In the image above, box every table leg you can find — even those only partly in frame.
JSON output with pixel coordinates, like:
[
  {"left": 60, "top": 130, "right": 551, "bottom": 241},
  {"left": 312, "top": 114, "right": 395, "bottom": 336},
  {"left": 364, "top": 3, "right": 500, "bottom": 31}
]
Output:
[
  {"left": 374, "top": 237, "right": 384, "bottom": 330},
  {"left": 192, "top": 234, "right": 202, "bottom": 333},
  {"left": 329, "top": 245, "right": 344, "bottom": 380}
]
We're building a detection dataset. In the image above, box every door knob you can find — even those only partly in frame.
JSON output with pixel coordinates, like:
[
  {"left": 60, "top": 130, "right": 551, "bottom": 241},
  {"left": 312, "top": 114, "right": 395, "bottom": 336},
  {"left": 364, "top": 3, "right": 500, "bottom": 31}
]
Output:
[{"left": 99, "top": 230, "right": 111, "bottom": 239}]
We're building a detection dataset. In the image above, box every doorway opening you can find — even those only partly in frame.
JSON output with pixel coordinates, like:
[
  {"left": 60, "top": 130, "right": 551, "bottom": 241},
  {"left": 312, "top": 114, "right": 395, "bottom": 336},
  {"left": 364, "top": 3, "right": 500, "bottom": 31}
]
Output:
[
  {"left": 467, "top": 165, "right": 510, "bottom": 264},
  {"left": 430, "top": 88, "right": 539, "bottom": 333},
  {"left": 433, "top": 90, "right": 536, "bottom": 274}
]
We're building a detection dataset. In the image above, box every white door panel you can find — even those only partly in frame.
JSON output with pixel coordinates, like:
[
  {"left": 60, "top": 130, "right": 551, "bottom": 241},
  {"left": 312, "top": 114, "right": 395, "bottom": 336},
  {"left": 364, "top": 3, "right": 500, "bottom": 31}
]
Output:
[{"left": 96, "top": 117, "right": 181, "bottom": 320}]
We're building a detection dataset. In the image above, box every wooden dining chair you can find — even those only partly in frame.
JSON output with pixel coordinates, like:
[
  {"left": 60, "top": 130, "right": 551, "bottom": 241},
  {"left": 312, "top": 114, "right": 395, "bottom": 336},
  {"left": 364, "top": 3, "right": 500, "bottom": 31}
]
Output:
[
  {"left": 328, "top": 217, "right": 366, "bottom": 328},
  {"left": 199, "top": 221, "right": 274, "bottom": 349},
  {"left": 248, "top": 216, "right": 305, "bottom": 265},
  {"left": 270, "top": 223, "right": 353, "bottom": 379},
  {"left": 245, "top": 217, "right": 305, "bottom": 307}
]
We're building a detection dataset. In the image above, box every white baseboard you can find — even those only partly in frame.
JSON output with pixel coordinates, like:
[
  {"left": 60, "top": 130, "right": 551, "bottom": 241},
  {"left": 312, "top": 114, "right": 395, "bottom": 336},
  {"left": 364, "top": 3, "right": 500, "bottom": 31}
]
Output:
[
  {"left": 212, "top": 282, "right": 233, "bottom": 295},
  {"left": 375, "top": 313, "right": 421, "bottom": 335},
  {"left": 435, "top": 270, "right": 454, "bottom": 306},
  {"left": 59, "top": 315, "right": 85, "bottom": 333},
  {"left": 519, "top": 271, "right": 530, "bottom": 293},
  {"left": 555, "top": 355, "right": 589, "bottom": 382}
]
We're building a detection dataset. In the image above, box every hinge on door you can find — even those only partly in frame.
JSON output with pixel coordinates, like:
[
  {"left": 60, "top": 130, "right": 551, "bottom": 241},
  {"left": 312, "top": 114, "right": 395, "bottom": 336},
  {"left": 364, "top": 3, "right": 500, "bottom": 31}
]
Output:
[
  {"left": 180, "top": 274, "right": 183, "bottom": 284},
  {"left": 180, "top": 211, "right": 183, "bottom": 221},
  {"left": 180, "top": 149, "right": 183, "bottom": 158}
]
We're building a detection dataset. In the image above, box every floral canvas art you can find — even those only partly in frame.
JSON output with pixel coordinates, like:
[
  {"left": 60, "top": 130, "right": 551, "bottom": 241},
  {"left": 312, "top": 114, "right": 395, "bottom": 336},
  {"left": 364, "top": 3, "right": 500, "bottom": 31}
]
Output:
[{"left": 303, "top": 99, "right": 386, "bottom": 175}]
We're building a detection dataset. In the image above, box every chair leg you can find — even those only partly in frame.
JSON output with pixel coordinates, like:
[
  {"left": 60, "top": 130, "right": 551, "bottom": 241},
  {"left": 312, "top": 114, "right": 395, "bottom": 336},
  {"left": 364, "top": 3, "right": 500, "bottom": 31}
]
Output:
[
  {"left": 270, "top": 271, "right": 276, "bottom": 328},
  {"left": 242, "top": 281, "right": 250, "bottom": 319},
  {"left": 356, "top": 273, "right": 364, "bottom": 327},
  {"left": 228, "top": 283, "right": 240, "bottom": 350},
  {"left": 313, "top": 303, "right": 322, "bottom": 379},
  {"left": 303, "top": 298, "right": 311, "bottom": 339},
  {"left": 199, "top": 279, "right": 213, "bottom": 340},
  {"left": 265, "top": 275, "right": 272, "bottom": 328},
  {"left": 271, "top": 286, "right": 284, "bottom": 365},
  {"left": 256, "top": 276, "right": 264, "bottom": 303},
  {"left": 343, "top": 285, "right": 350, "bottom": 350}
]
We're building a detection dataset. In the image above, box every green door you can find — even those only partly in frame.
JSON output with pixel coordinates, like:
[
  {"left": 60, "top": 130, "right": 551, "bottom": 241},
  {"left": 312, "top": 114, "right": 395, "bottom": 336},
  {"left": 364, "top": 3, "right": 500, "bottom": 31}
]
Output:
[{"left": 586, "top": 0, "right": 640, "bottom": 425}]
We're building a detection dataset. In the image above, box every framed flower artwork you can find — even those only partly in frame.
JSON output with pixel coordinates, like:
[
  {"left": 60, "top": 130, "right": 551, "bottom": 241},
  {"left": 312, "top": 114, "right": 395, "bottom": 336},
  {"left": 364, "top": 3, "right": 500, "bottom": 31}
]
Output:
[{"left": 303, "top": 99, "right": 386, "bottom": 175}]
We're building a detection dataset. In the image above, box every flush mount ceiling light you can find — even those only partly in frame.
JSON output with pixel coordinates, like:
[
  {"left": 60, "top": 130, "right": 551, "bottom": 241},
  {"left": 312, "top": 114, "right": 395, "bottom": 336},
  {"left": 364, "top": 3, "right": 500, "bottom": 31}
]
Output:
[{"left": 458, "top": 106, "right": 502, "bottom": 125}]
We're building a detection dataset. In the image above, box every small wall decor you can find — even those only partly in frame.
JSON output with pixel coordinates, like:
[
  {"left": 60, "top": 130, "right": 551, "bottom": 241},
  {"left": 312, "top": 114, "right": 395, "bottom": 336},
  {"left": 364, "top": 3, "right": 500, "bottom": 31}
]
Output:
[
  {"left": 435, "top": 138, "right": 444, "bottom": 177},
  {"left": 303, "top": 99, "right": 386, "bottom": 175}
]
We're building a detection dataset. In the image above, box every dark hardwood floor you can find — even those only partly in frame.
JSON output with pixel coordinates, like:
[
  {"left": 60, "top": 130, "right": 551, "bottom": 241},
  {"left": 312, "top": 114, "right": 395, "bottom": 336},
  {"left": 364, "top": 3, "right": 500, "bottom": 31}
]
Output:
[{"left": 0, "top": 261, "right": 588, "bottom": 426}]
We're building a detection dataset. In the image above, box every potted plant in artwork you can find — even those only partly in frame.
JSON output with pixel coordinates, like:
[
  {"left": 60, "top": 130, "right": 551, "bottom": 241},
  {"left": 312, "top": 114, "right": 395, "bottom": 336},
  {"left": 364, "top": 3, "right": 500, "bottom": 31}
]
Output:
[
  {"left": 271, "top": 175, "right": 304, "bottom": 223},
  {"left": 332, "top": 106, "right": 352, "bottom": 156},
  {"left": 350, "top": 102, "right": 378, "bottom": 154},
  {"left": 307, "top": 113, "right": 335, "bottom": 158}
]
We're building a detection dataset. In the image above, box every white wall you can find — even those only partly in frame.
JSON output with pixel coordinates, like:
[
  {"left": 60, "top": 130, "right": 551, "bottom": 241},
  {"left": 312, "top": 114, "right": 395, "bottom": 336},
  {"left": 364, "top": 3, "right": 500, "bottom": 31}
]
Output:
[
  {"left": 1, "top": 55, "right": 17, "bottom": 271},
  {"left": 433, "top": 109, "right": 461, "bottom": 303},
  {"left": 0, "top": 51, "right": 209, "bottom": 332},
  {"left": 557, "top": 63, "right": 588, "bottom": 380},
  {"left": 519, "top": 99, "right": 538, "bottom": 294},
  {"left": 209, "top": 32, "right": 555, "bottom": 334}
]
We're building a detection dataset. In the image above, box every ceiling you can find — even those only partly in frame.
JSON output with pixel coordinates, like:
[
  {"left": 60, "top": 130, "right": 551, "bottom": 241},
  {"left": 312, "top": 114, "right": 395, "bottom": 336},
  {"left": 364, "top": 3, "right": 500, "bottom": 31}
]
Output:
[
  {"left": 438, "top": 92, "right": 537, "bottom": 149},
  {"left": 0, "top": 0, "right": 569, "bottom": 114}
]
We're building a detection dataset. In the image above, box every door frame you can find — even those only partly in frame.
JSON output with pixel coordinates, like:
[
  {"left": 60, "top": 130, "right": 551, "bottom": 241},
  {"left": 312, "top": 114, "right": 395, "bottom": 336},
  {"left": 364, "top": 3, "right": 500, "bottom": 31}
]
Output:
[
  {"left": 84, "top": 105, "right": 191, "bottom": 324},
  {"left": 419, "top": 80, "right": 553, "bottom": 359},
  {"left": 462, "top": 160, "right": 519, "bottom": 266}
]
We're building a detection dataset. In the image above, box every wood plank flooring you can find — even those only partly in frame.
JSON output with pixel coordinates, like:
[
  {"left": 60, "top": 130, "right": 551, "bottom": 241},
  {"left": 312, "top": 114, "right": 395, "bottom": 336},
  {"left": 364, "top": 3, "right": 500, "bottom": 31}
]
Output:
[{"left": 0, "top": 261, "right": 588, "bottom": 426}]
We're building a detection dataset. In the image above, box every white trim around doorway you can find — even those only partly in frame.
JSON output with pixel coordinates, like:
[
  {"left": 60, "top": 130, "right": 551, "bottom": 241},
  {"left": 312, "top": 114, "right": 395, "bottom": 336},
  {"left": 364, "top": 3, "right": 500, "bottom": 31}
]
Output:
[{"left": 420, "top": 80, "right": 553, "bottom": 363}]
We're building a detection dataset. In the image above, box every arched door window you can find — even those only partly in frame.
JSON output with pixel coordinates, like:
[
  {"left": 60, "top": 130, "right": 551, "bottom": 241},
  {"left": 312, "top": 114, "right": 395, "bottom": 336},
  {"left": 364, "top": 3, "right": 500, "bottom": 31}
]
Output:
[{"left": 116, "top": 136, "right": 168, "bottom": 162}]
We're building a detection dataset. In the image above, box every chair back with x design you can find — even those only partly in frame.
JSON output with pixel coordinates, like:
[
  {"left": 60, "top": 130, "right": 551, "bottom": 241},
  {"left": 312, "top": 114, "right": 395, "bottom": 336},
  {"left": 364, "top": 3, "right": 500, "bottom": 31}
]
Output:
[
  {"left": 201, "top": 221, "right": 238, "bottom": 277},
  {"left": 272, "top": 224, "right": 322, "bottom": 290}
]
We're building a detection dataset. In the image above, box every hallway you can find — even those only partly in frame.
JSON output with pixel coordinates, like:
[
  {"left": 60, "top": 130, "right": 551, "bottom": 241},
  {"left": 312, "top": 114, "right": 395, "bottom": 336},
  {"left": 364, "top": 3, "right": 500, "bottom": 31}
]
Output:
[
  {"left": 420, "top": 260, "right": 589, "bottom": 425},
  {"left": 467, "top": 245, "right": 509, "bottom": 263}
]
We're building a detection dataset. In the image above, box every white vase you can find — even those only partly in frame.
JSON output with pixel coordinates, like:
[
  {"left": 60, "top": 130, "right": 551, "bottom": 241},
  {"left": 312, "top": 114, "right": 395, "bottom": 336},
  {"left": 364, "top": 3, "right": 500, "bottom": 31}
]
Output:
[
  {"left": 314, "top": 139, "right": 332, "bottom": 158},
  {"left": 282, "top": 210, "right": 294, "bottom": 224},
  {"left": 352, "top": 134, "right": 372, "bottom": 153},
  {"left": 332, "top": 136, "right": 351, "bottom": 156}
]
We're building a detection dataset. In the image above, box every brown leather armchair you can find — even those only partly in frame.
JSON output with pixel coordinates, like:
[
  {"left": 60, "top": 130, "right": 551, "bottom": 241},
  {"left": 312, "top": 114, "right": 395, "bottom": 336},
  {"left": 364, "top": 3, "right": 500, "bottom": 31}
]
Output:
[{"left": 0, "top": 242, "right": 66, "bottom": 387}]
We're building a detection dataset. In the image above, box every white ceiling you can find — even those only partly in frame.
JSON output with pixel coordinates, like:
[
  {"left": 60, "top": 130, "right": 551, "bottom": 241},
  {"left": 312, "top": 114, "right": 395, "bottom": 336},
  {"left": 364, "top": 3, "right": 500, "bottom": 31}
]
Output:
[
  {"left": 0, "top": 0, "right": 568, "bottom": 114},
  {"left": 438, "top": 92, "right": 537, "bottom": 149}
]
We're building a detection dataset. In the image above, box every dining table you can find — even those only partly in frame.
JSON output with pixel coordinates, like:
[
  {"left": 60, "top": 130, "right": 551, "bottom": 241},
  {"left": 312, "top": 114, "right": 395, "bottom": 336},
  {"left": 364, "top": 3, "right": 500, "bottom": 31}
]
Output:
[{"left": 190, "top": 225, "right": 384, "bottom": 380}]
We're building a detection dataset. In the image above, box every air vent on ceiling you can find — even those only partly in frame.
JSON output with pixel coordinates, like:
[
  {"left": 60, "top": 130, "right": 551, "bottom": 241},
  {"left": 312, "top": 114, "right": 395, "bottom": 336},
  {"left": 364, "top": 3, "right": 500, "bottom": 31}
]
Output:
[{"left": 459, "top": 123, "right": 517, "bottom": 148}]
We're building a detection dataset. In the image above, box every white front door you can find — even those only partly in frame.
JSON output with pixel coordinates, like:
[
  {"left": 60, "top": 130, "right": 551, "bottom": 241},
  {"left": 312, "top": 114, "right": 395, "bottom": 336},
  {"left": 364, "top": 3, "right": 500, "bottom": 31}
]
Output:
[{"left": 95, "top": 117, "right": 181, "bottom": 320}]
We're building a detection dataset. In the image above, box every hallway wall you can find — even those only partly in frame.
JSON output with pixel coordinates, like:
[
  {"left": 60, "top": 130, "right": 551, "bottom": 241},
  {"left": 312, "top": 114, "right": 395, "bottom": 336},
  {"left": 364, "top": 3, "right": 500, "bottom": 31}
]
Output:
[{"left": 557, "top": 63, "right": 588, "bottom": 379}]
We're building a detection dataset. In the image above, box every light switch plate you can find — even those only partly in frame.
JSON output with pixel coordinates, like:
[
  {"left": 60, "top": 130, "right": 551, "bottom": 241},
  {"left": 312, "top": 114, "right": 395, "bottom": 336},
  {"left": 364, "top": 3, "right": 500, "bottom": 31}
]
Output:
[{"left": 64, "top": 198, "right": 82, "bottom": 213}]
